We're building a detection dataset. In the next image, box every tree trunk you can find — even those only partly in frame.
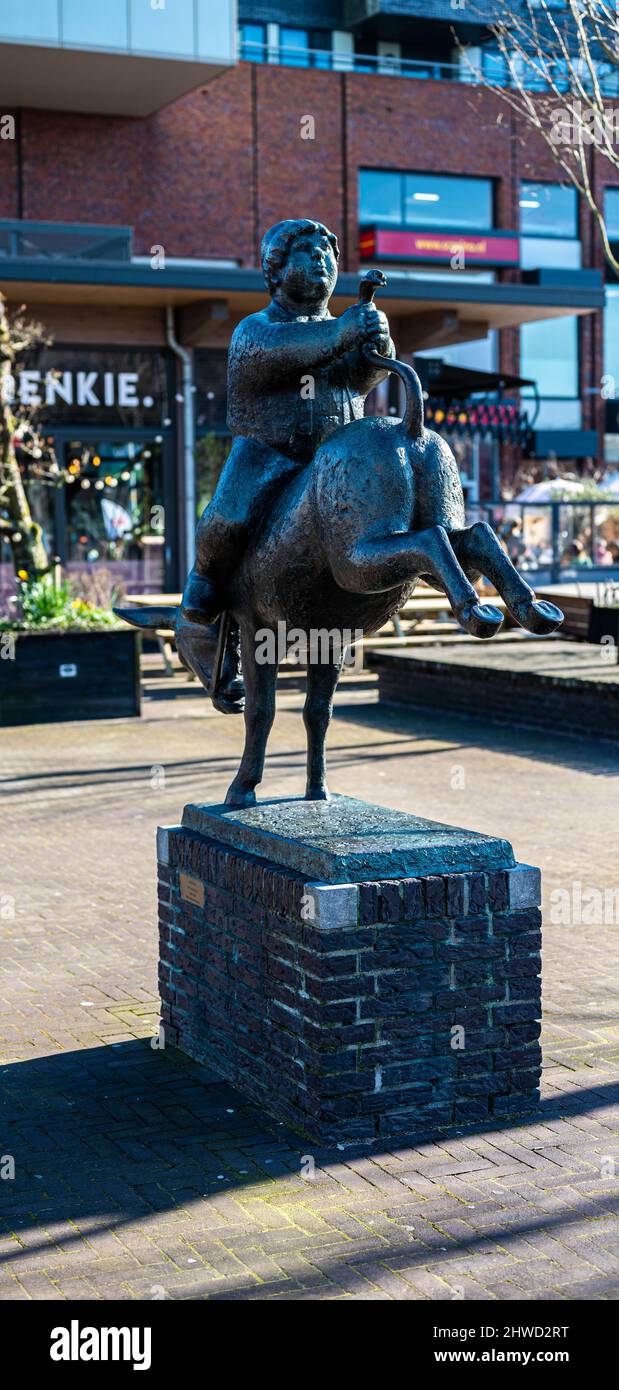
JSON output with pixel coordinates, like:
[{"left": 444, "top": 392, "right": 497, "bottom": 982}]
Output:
[{"left": 0, "top": 404, "right": 49, "bottom": 579}]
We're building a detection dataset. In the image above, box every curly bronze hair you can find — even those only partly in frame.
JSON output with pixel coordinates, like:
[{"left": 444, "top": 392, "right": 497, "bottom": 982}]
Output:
[{"left": 260, "top": 219, "right": 339, "bottom": 294}]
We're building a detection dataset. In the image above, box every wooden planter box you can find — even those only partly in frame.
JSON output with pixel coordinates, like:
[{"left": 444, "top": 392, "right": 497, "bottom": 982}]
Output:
[{"left": 0, "top": 629, "right": 141, "bottom": 726}]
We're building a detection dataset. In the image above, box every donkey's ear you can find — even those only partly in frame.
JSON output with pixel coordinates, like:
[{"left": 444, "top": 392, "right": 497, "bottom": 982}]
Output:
[{"left": 114, "top": 606, "right": 179, "bottom": 629}]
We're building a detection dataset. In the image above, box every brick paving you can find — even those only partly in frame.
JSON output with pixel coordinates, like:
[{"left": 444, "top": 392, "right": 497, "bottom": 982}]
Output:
[{"left": 1, "top": 675, "right": 618, "bottom": 1301}]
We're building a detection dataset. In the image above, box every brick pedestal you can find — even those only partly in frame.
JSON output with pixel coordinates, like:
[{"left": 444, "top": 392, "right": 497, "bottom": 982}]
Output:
[{"left": 157, "top": 798, "right": 542, "bottom": 1145}]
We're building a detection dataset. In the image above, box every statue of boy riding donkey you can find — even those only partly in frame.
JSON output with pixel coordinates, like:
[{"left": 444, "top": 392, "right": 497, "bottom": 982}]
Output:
[{"left": 119, "top": 218, "right": 562, "bottom": 807}]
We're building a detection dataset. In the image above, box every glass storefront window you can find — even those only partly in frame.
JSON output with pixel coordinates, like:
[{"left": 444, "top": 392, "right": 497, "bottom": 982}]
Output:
[
  {"left": 63, "top": 439, "right": 166, "bottom": 593},
  {"left": 195, "top": 349, "right": 228, "bottom": 432},
  {"left": 519, "top": 182, "right": 578, "bottom": 237}
]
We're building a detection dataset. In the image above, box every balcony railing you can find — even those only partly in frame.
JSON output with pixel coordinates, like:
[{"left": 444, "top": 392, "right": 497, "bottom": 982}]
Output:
[
  {"left": 240, "top": 40, "right": 619, "bottom": 97},
  {"left": 0, "top": 221, "right": 132, "bottom": 263}
]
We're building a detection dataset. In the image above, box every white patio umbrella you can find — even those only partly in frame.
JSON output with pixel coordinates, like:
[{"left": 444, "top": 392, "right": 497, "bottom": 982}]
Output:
[
  {"left": 514, "top": 478, "right": 589, "bottom": 503},
  {"left": 599, "top": 472, "right": 619, "bottom": 498}
]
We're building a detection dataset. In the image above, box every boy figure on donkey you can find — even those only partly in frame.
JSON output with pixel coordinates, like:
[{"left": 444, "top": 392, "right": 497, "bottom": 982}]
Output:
[{"left": 177, "top": 218, "right": 395, "bottom": 708}]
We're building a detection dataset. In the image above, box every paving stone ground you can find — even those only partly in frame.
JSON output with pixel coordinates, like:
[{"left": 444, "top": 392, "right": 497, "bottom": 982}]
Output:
[{"left": 1, "top": 670, "right": 619, "bottom": 1301}]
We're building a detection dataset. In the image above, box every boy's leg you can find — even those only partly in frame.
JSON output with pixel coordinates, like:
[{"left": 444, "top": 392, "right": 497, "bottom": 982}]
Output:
[{"left": 181, "top": 436, "right": 299, "bottom": 624}]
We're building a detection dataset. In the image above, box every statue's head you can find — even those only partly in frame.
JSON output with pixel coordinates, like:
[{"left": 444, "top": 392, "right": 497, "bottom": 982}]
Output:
[{"left": 261, "top": 219, "right": 339, "bottom": 308}]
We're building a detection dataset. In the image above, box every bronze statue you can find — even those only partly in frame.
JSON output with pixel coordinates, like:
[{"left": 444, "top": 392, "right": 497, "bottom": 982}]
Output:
[{"left": 118, "top": 218, "right": 563, "bottom": 807}]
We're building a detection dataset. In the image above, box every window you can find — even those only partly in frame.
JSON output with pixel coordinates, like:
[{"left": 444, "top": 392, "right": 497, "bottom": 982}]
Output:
[
  {"left": 404, "top": 174, "right": 493, "bottom": 230},
  {"left": 239, "top": 23, "right": 266, "bottom": 62},
  {"left": 519, "top": 183, "right": 577, "bottom": 237},
  {"left": 359, "top": 170, "right": 494, "bottom": 231},
  {"left": 416, "top": 333, "right": 497, "bottom": 375},
  {"left": 520, "top": 238, "right": 581, "bottom": 270},
  {"left": 359, "top": 171, "right": 403, "bottom": 225},
  {"left": 604, "top": 286, "right": 619, "bottom": 387},
  {"left": 309, "top": 30, "right": 331, "bottom": 69},
  {"left": 280, "top": 27, "right": 309, "bottom": 66},
  {"left": 277, "top": 27, "right": 332, "bottom": 68},
  {"left": 605, "top": 188, "right": 619, "bottom": 240},
  {"left": 482, "top": 48, "right": 508, "bottom": 85},
  {"left": 521, "top": 316, "right": 579, "bottom": 400},
  {"left": 520, "top": 182, "right": 581, "bottom": 270}
]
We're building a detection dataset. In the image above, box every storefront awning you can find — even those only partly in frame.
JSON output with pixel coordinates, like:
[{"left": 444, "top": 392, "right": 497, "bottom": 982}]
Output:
[
  {"left": 414, "top": 359, "right": 536, "bottom": 398},
  {"left": 0, "top": 261, "right": 604, "bottom": 352}
]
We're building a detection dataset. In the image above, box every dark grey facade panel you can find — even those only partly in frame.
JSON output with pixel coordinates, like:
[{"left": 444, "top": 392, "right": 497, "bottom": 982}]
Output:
[
  {"left": 239, "top": 1, "right": 344, "bottom": 26},
  {"left": 533, "top": 429, "right": 598, "bottom": 459}
]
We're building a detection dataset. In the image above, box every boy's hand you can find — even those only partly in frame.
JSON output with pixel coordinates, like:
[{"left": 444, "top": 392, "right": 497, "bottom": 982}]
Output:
[
  {"left": 363, "top": 304, "right": 391, "bottom": 356},
  {"left": 335, "top": 303, "right": 391, "bottom": 355}
]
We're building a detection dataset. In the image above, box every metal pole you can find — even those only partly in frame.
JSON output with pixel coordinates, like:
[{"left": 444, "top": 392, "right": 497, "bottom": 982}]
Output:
[
  {"left": 551, "top": 501, "right": 560, "bottom": 583},
  {"left": 165, "top": 306, "right": 196, "bottom": 578}
]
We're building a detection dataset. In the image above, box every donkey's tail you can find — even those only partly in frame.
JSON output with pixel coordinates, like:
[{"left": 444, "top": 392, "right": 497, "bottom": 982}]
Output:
[{"left": 363, "top": 345, "right": 424, "bottom": 439}]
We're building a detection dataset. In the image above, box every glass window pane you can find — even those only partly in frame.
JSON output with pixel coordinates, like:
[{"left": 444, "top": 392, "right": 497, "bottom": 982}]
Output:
[
  {"left": 0, "top": 0, "right": 58, "bottom": 41},
  {"left": 520, "top": 236, "right": 581, "bottom": 269},
  {"left": 64, "top": 439, "right": 166, "bottom": 591},
  {"left": 521, "top": 398, "right": 582, "bottom": 429},
  {"left": 359, "top": 170, "right": 402, "bottom": 225},
  {"left": 519, "top": 182, "right": 577, "bottom": 236},
  {"left": 240, "top": 23, "right": 265, "bottom": 61},
  {"left": 280, "top": 27, "right": 309, "bottom": 66},
  {"left": 197, "top": 0, "right": 232, "bottom": 61},
  {"left": 130, "top": 0, "right": 194, "bottom": 57},
  {"left": 310, "top": 29, "right": 331, "bottom": 68},
  {"left": 605, "top": 188, "right": 619, "bottom": 240},
  {"left": 63, "top": 0, "right": 128, "bottom": 49},
  {"left": 604, "top": 286, "right": 619, "bottom": 383},
  {"left": 521, "top": 315, "right": 578, "bottom": 397},
  {"left": 482, "top": 48, "right": 507, "bottom": 85},
  {"left": 404, "top": 173, "right": 493, "bottom": 230}
]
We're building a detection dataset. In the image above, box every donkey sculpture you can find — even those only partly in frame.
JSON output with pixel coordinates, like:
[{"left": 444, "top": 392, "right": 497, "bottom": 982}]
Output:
[{"left": 118, "top": 273, "right": 562, "bottom": 807}]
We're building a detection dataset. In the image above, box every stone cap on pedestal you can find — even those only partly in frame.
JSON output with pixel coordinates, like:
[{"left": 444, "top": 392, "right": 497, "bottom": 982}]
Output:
[{"left": 180, "top": 795, "right": 515, "bottom": 884}]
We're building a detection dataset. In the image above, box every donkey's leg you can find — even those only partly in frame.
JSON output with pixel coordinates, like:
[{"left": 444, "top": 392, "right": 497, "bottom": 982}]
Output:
[
  {"left": 450, "top": 521, "right": 563, "bottom": 635},
  {"left": 332, "top": 524, "right": 503, "bottom": 639},
  {"left": 225, "top": 624, "right": 278, "bottom": 808},
  {"left": 303, "top": 657, "right": 343, "bottom": 801}
]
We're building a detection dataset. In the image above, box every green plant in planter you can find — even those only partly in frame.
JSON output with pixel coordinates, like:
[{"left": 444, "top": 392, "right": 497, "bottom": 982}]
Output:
[{"left": 0, "top": 575, "right": 122, "bottom": 632}]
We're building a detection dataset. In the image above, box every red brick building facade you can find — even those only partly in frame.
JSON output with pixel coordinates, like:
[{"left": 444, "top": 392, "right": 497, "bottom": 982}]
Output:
[{"left": 0, "top": 38, "right": 613, "bottom": 590}]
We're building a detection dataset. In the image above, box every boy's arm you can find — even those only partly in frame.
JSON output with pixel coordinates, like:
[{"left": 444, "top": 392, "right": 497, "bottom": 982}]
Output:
[
  {"left": 330, "top": 335, "right": 396, "bottom": 395},
  {"left": 229, "top": 303, "right": 377, "bottom": 393}
]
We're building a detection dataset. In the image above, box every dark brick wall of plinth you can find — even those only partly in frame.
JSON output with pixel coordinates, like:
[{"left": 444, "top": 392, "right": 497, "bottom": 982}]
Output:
[{"left": 157, "top": 826, "right": 542, "bottom": 1145}]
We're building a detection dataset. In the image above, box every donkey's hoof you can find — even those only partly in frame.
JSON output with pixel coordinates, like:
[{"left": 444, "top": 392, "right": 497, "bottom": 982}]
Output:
[
  {"left": 306, "top": 784, "right": 330, "bottom": 801},
  {"left": 520, "top": 598, "right": 563, "bottom": 636},
  {"left": 224, "top": 785, "right": 256, "bottom": 808},
  {"left": 458, "top": 601, "right": 503, "bottom": 639},
  {"left": 212, "top": 692, "right": 245, "bottom": 714}
]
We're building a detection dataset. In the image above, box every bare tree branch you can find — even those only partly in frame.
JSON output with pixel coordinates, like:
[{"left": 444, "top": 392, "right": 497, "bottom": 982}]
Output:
[{"left": 460, "top": 1, "right": 619, "bottom": 276}]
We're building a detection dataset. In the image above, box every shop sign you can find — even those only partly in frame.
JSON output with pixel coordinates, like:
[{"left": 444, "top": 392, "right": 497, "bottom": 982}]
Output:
[
  {"left": 4, "top": 348, "right": 171, "bottom": 428},
  {"left": 360, "top": 226, "right": 520, "bottom": 267}
]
